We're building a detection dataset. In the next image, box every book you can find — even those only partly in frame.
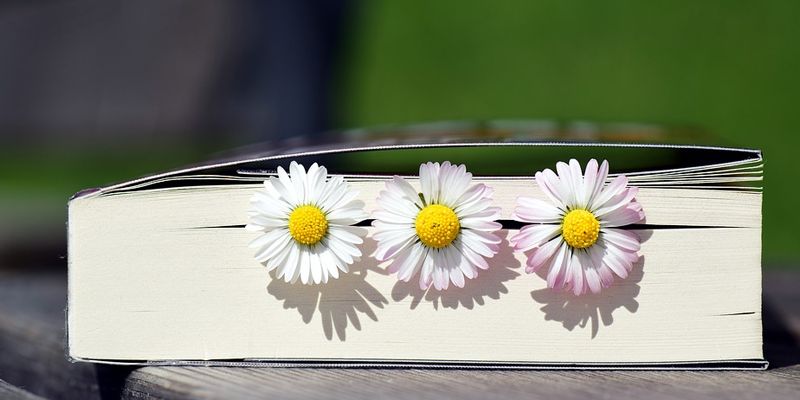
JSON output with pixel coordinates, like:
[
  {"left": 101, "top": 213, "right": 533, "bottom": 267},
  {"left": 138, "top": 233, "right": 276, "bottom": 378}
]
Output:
[{"left": 67, "top": 132, "right": 765, "bottom": 369}]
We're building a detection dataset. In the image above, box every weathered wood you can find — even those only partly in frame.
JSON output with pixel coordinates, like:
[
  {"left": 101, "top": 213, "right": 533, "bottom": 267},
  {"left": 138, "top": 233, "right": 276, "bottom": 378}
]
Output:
[{"left": 1, "top": 269, "right": 799, "bottom": 400}]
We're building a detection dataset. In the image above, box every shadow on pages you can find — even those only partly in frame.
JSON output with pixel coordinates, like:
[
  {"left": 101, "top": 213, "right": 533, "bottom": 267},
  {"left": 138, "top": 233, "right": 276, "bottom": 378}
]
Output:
[
  {"left": 390, "top": 232, "right": 522, "bottom": 310},
  {"left": 529, "top": 229, "right": 652, "bottom": 339},
  {"left": 266, "top": 238, "right": 388, "bottom": 341}
]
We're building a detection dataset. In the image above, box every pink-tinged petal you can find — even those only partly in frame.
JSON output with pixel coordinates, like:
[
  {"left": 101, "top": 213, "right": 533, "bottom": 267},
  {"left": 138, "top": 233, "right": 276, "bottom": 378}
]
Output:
[
  {"left": 589, "top": 175, "right": 628, "bottom": 211},
  {"left": 510, "top": 224, "right": 560, "bottom": 252},
  {"left": 569, "top": 252, "right": 585, "bottom": 296},
  {"left": 513, "top": 197, "right": 563, "bottom": 223},
  {"left": 581, "top": 159, "right": 599, "bottom": 207},
  {"left": 593, "top": 187, "right": 639, "bottom": 218},
  {"left": 600, "top": 241, "right": 631, "bottom": 279},
  {"left": 569, "top": 159, "right": 588, "bottom": 207},
  {"left": 556, "top": 162, "right": 577, "bottom": 206},
  {"left": 601, "top": 203, "right": 645, "bottom": 227},
  {"left": 525, "top": 237, "right": 562, "bottom": 273},
  {"left": 453, "top": 190, "right": 495, "bottom": 217},
  {"left": 593, "top": 160, "right": 609, "bottom": 200},
  {"left": 535, "top": 170, "right": 568, "bottom": 209},
  {"left": 601, "top": 228, "right": 641, "bottom": 252},
  {"left": 546, "top": 243, "right": 569, "bottom": 289},
  {"left": 582, "top": 259, "right": 602, "bottom": 294},
  {"left": 597, "top": 265, "right": 615, "bottom": 288}
]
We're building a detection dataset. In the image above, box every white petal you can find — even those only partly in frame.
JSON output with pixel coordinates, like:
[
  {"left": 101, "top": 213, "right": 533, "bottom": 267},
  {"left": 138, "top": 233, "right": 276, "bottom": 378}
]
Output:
[
  {"left": 289, "top": 161, "right": 307, "bottom": 204},
  {"left": 373, "top": 210, "right": 415, "bottom": 225},
  {"left": 510, "top": 224, "right": 560, "bottom": 252},
  {"left": 454, "top": 238, "right": 489, "bottom": 270},
  {"left": 276, "top": 166, "right": 298, "bottom": 205},
  {"left": 441, "top": 164, "right": 472, "bottom": 206},
  {"left": 419, "top": 253, "right": 435, "bottom": 289},
  {"left": 460, "top": 216, "right": 502, "bottom": 232},
  {"left": 373, "top": 234, "right": 416, "bottom": 261},
  {"left": 309, "top": 250, "right": 322, "bottom": 284},
  {"left": 459, "top": 230, "right": 497, "bottom": 258},
  {"left": 419, "top": 162, "right": 438, "bottom": 204},
  {"left": 513, "top": 197, "right": 562, "bottom": 223},
  {"left": 327, "top": 202, "right": 368, "bottom": 224},
  {"left": 299, "top": 249, "right": 310, "bottom": 284},
  {"left": 253, "top": 231, "right": 292, "bottom": 262},
  {"left": 249, "top": 227, "right": 286, "bottom": 249},
  {"left": 279, "top": 245, "right": 300, "bottom": 282},
  {"left": 387, "top": 176, "right": 423, "bottom": 207}
]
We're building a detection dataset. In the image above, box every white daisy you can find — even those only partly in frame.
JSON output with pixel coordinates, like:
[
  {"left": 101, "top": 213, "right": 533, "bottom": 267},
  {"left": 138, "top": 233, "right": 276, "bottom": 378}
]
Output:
[
  {"left": 246, "top": 161, "right": 368, "bottom": 284},
  {"left": 372, "top": 161, "right": 502, "bottom": 290},
  {"left": 510, "top": 159, "right": 645, "bottom": 296}
]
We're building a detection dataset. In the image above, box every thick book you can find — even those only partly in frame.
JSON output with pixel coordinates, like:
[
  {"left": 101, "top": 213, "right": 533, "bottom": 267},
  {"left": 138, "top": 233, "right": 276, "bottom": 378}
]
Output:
[{"left": 67, "top": 131, "right": 765, "bottom": 369}]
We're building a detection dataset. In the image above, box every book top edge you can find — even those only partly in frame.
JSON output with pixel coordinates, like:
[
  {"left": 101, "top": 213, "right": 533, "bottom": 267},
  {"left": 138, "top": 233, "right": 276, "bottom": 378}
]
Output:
[{"left": 71, "top": 140, "right": 762, "bottom": 200}]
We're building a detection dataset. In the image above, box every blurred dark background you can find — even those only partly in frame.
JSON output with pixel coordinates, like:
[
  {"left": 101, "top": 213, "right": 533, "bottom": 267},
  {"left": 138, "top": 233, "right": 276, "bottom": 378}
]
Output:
[{"left": 0, "top": 0, "right": 798, "bottom": 265}]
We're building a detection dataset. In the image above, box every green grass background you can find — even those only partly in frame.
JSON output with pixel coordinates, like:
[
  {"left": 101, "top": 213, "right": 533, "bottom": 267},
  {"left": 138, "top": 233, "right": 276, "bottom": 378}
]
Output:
[{"left": 337, "top": 0, "right": 800, "bottom": 263}]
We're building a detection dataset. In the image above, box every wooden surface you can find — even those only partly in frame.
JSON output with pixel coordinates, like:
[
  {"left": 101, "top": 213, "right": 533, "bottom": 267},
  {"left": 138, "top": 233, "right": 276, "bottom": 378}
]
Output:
[{"left": 0, "top": 268, "right": 799, "bottom": 400}]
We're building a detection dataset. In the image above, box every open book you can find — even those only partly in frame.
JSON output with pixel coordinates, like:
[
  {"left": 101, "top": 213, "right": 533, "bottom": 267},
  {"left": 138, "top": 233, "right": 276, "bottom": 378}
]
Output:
[{"left": 67, "top": 132, "right": 765, "bottom": 369}]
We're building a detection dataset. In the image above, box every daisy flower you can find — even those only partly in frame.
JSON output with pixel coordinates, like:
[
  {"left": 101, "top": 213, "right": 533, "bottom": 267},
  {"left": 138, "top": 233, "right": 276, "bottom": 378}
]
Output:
[
  {"left": 510, "top": 159, "right": 644, "bottom": 296},
  {"left": 372, "top": 162, "right": 502, "bottom": 291},
  {"left": 246, "top": 161, "right": 367, "bottom": 285}
]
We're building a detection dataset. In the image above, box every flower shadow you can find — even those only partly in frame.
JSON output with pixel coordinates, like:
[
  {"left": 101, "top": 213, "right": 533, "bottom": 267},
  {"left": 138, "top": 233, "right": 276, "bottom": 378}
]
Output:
[
  {"left": 266, "top": 239, "right": 388, "bottom": 341},
  {"left": 391, "top": 231, "right": 522, "bottom": 310},
  {"left": 530, "top": 254, "right": 646, "bottom": 339}
]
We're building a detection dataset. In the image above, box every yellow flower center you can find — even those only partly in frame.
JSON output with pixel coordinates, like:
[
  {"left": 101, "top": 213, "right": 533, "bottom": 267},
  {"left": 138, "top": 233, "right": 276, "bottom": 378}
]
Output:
[
  {"left": 288, "top": 205, "right": 328, "bottom": 246},
  {"left": 415, "top": 204, "right": 460, "bottom": 249},
  {"left": 561, "top": 209, "right": 600, "bottom": 249}
]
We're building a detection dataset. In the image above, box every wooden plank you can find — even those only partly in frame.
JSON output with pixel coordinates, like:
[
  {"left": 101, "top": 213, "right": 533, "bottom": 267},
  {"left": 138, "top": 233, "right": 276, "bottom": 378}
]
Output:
[{"left": 1, "top": 268, "right": 799, "bottom": 400}]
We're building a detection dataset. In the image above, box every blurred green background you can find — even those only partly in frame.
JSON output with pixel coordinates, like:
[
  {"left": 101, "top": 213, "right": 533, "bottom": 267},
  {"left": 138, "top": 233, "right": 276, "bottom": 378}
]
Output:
[
  {"left": 339, "top": 0, "right": 799, "bottom": 263},
  {"left": 0, "top": 0, "right": 798, "bottom": 264}
]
